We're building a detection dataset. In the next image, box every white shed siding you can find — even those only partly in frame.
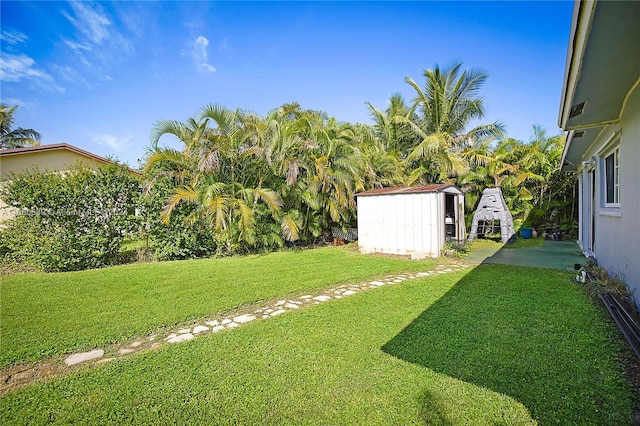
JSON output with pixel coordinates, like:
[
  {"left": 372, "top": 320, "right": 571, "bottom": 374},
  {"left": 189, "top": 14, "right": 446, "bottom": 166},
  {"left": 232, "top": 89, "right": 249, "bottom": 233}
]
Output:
[{"left": 357, "top": 191, "right": 455, "bottom": 257}]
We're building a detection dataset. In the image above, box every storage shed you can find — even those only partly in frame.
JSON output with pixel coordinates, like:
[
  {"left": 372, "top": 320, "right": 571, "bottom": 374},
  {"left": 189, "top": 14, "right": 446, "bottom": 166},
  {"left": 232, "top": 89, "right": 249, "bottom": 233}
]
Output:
[{"left": 356, "top": 184, "right": 465, "bottom": 258}]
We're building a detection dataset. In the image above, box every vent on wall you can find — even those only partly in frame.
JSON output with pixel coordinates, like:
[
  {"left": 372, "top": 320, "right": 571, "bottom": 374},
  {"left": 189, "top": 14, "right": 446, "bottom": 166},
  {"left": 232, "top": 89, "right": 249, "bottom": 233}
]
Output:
[
  {"left": 569, "top": 101, "right": 586, "bottom": 118},
  {"left": 573, "top": 131, "right": 585, "bottom": 138}
]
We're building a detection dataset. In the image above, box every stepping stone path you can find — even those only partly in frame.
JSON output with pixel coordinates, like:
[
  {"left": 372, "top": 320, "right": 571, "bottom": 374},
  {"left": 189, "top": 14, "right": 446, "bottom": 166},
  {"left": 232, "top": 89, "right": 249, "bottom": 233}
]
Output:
[
  {"left": 0, "top": 262, "right": 469, "bottom": 396},
  {"left": 64, "top": 349, "right": 105, "bottom": 366}
]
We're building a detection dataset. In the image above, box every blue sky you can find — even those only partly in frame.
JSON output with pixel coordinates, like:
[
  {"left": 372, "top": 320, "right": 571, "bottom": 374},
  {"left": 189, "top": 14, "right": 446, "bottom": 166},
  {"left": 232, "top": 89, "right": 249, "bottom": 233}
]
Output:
[{"left": 1, "top": 1, "right": 574, "bottom": 167}]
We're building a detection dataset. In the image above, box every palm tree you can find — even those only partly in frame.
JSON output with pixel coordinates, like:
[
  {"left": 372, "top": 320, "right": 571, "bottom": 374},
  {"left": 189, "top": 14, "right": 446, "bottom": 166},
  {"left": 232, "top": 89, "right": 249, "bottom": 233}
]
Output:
[
  {"left": 518, "top": 125, "right": 565, "bottom": 207},
  {"left": 400, "top": 63, "right": 505, "bottom": 183},
  {"left": 366, "top": 93, "right": 416, "bottom": 156},
  {"left": 350, "top": 123, "right": 406, "bottom": 190},
  {"left": 1, "top": 104, "right": 41, "bottom": 149},
  {"left": 144, "top": 104, "right": 283, "bottom": 252}
]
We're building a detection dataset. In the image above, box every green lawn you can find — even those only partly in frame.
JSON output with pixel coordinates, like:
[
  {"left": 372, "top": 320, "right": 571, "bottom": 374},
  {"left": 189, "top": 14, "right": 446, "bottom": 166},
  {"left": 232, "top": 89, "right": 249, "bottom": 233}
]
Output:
[
  {"left": 0, "top": 246, "right": 436, "bottom": 367},
  {"left": 470, "top": 235, "right": 544, "bottom": 251},
  {"left": 0, "top": 261, "right": 634, "bottom": 424}
]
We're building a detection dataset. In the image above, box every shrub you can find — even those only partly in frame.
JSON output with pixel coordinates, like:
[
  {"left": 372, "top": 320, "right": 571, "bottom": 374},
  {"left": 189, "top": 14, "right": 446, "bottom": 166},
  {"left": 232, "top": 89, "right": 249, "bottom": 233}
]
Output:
[
  {"left": 0, "top": 164, "right": 141, "bottom": 272},
  {"left": 139, "top": 176, "right": 218, "bottom": 261},
  {"left": 441, "top": 240, "right": 471, "bottom": 258}
]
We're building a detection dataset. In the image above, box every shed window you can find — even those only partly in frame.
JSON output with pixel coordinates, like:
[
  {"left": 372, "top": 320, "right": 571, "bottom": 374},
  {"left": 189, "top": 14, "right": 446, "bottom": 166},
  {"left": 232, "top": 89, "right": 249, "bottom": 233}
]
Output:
[{"left": 603, "top": 147, "right": 619, "bottom": 206}]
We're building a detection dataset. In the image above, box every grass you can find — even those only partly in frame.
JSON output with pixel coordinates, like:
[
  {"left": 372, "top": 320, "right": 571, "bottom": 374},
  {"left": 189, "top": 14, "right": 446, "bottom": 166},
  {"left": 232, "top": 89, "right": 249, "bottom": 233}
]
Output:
[
  {"left": 470, "top": 236, "right": 544, "bottom": 251},
  {"left": 0, "top": 264, "right": 634, "bottom": 424},
  {"left": 0, "top": 245, "right": 436, "bottom": 367},
  {"left": 507, "top": 235, "right": 544, "bottom": 249}
]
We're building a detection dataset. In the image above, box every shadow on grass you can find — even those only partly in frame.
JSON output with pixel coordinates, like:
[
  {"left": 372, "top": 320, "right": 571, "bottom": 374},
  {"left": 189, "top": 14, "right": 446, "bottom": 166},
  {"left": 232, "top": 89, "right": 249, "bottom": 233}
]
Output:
[{"left": 382, "top": 264, "right": 633, "bottom": 425}]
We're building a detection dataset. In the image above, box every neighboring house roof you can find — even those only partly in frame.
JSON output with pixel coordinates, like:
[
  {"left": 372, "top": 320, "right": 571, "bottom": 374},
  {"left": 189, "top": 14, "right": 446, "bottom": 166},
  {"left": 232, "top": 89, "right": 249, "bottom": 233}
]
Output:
[
  {"left": 559, "top": 0, "right": 640, "bottom": 170},
  {"left": 356, "top": 184, "right": 461, "bottom": 197},
  {"left": 0, "top": 143, "right": 139, "bottom": 179},
  {"left": 0, "top": 143, "right": 112, "bottom": 163}
]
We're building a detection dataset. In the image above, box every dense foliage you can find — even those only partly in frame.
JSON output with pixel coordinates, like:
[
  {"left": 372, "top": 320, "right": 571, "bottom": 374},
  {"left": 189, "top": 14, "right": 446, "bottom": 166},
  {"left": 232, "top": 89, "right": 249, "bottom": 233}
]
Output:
[
  {"left": 0, "top": 63, "right": 577, "bottom": 267},
  {"left": 142, "top": 103, "right": 403, "bottom": 258},
  {"left": 0, "top": 164, "right": 140, "bottom": 271},
  {"left": 144, "top": 63, "right": 575, "bottom": 259}
]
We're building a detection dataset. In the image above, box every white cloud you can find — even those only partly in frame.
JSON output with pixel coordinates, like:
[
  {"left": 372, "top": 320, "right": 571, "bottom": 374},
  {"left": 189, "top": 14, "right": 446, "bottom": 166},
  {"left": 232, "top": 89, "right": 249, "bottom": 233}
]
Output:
[
  {"left": 52, "top": 64, "right": 91, "bottom": 88},
  {"left": 61, "top": 2, "right": 133, "bottom": 73},
  {"left": 63, "top": 2, "right": 111, "bottom": 45},
  {"left": 65, "top": 40, "right": 92, "bottom": 54},
  {"left": 91, "top": 133, "right": 132, "bottom": 152},
  {"left": 0, "top": 53, "right": 64, "bottom": 92},
  {"left": 193, "top": 36, "right": 216, "bottom": 74},
  {"left": 0, "top": 30, "right": 28, "bottom": 45}
]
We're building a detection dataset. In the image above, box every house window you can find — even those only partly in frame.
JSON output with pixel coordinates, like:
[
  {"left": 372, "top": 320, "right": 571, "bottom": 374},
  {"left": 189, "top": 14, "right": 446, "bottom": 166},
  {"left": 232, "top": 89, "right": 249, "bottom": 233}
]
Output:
[{"left": 604, "top": 147, "right": 620, "bottom": 206}]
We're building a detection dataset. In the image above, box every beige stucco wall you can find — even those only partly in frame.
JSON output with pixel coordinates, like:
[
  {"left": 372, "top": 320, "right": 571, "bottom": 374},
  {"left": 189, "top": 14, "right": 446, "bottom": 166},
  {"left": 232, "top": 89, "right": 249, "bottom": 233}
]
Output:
[{"left": 0, "top": 149, "right": 106, "bottom": 181}]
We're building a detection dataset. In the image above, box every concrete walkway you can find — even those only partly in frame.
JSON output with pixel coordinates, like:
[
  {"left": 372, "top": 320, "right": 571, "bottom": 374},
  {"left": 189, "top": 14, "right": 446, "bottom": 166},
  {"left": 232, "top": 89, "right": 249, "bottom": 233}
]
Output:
[{"left": 467, "top": 240, "right": 586, "bottom": 271}]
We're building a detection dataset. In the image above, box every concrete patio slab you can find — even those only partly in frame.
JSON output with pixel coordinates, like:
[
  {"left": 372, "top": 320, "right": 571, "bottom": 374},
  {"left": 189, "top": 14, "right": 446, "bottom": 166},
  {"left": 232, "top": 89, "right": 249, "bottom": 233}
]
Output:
[{"left": 467, "top": 240, "right": 586, "bottom": 270}]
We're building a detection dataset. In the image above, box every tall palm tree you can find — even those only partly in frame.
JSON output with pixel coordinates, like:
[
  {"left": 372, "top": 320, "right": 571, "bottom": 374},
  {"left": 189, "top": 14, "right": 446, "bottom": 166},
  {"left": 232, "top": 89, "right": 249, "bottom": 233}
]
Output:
[
  {"left": 0, "top": 104, "right": 41, "bottom": 149},
  {"left": 400, "top": 63, "right": 505, "bottom": 183}
]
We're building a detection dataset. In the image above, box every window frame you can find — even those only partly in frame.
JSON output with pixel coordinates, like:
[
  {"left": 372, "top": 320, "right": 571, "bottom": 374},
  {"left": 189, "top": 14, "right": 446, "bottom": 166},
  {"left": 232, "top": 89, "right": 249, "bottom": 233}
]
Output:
[{"left": 602, "top": 145, "right": 620, "bottom": 208}]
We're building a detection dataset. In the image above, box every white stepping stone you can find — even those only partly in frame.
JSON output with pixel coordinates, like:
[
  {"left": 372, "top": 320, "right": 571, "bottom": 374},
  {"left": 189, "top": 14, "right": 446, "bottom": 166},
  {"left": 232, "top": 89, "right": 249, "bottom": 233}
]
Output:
[
  {"left": 284, "top": 303, "right": 300, "bottom": 309},
  {"left": 65, "top": 349, "right": 104, "bottom": 366},
  {"left": 193, "top": 325, "right": 209, "bottom": 334},
  {"left": 234, "top": 314, "right": 257, "bottom": 324},
  {"left": 130, "top": 341, "right": 143, "bottom": 348},
  {"left": 178, "top": 328, "right": 191, "bottom": 334},
  {"left": 211, "top": 325, "right": 225, "bottom": 333},
  {"left": 275, "top": 300, "right": 286, "bottom": 306},
  {"left": 165, "top": 333, "right": 178, "bottom": 340},
  {"left": 226, "top": 322, "right": 239, "bottom": 328},
  {"left": 118, "top": 348, "right": 135, "bottom": 355},
  {"left": 167, "top": 333, "right": 194, "bottom": 344},
  {"left": 370, "top": 281, "right": 385, "bottom": 286},
  {"left": 417, "top": 272, "right": 430, "bottom": 276},
  {"left": 270, "top": 309, "right": 286, "bottom": 316},
  {"left": 221, "top": 319, "right": 232, "bottom": 325},
  {"left": 313, "top": 295, "right": 332, "bottom": 302},
  {"left": 299, "top": 295, "right": 313, "bottom": 299},
  {"left": 262, "top": 314, "right": 270, "bottom": 319},
  {"left": 342, "top": 290, "right": 357, "bottom": 296},
  {"left": 206, "top": 320, "right": 220, "bottom": 327}
]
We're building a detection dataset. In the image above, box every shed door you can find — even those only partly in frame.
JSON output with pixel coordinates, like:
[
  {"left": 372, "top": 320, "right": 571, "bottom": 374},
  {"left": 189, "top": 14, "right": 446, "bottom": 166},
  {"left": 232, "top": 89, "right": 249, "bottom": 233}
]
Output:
[{"left": 445, "top": 193, "right": 457, "bottom": 239}]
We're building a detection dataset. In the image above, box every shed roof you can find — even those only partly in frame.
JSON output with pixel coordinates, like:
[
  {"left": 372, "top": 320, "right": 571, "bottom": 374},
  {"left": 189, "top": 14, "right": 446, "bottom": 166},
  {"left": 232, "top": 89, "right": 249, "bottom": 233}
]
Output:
[{"left": 356, "top": 184, "right": 461, "bottom": 197}]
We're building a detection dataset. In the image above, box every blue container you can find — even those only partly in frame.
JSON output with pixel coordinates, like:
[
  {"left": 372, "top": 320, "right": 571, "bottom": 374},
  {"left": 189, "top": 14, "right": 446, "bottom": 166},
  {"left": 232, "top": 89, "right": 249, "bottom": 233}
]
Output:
[{"left": 519, "top": 227, "right": 533, "bottom": 239}]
